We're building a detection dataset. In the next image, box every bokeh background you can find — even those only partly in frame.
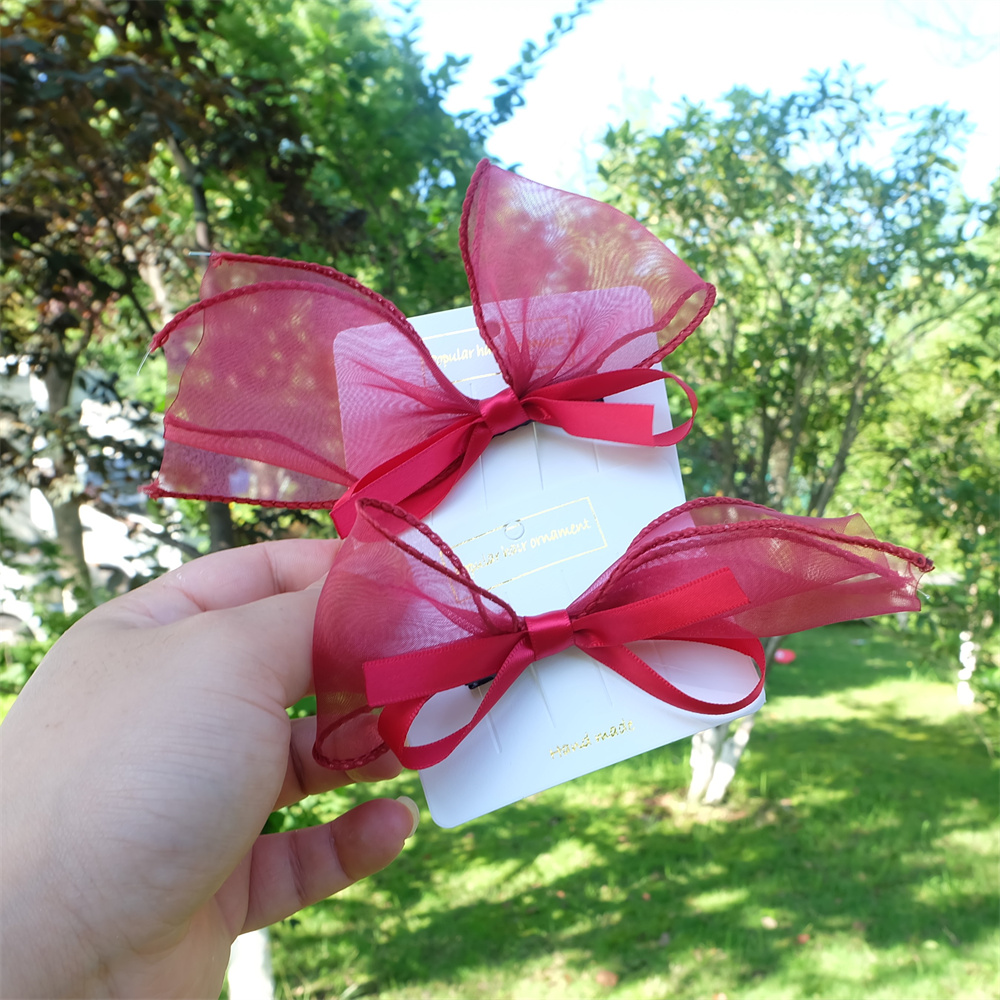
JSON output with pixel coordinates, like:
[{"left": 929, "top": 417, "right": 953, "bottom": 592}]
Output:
[{"left": 1, "top": 2, "right": 997, "bottom": 998}]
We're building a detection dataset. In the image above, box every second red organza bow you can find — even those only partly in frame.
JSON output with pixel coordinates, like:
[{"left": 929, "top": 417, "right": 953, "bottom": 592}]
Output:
[
  {"left": 312, "top": 497, "right": 932, "bottom": 771},
  {"left": 143, "top": 160, "right": 715, "bottom": 533}
]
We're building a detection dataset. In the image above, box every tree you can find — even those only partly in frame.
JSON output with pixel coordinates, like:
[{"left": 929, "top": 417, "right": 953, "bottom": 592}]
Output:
[
  {"left": 840, "top": 188, "right": 999, "bottom": 731},
  {"left": 1, "top": 0, "right": 590, "bottom": 606},
  {"left": 1, "top": 0, "right": 468, "bottom": 575},
  {"left": 596, "top": 68, "right": 992, "bottom": 801}
]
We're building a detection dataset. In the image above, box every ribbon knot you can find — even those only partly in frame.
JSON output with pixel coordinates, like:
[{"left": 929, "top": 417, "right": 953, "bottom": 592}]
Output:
[
  {"left": 524, "top": 609, "right": 575, "bottom": 660},
  {"left": 479, "top": 387, "right": 531, "bottom": 437}
]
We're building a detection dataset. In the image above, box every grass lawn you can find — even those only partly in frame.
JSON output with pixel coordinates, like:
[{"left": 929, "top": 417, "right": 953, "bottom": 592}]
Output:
[{"left": 268, "top": 621, "right": 999, "bottom": 1000}]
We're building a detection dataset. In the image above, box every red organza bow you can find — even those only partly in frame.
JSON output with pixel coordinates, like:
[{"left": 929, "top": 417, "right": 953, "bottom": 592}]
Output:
[
  {"left": 312, "top": 497, "right": 932, "bottom": 771},
  {"left": 143, "top": 160, "right": 715, "bottom": 533}
]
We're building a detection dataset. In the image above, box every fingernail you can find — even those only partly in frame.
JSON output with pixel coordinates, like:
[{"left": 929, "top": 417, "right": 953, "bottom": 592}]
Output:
[{"left": 396, "top": 795, "right": 420, "bottom": 838}]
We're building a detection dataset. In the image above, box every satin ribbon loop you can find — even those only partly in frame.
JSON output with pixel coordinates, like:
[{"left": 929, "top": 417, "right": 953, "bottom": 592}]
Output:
[
  {"left": 479, "top": 387, "right": 531, "bottom": 437},
  {"left": 359, "top": 572, "right": 757, "bottom": 769},
  {"left": 524, "top": 609, "right": 575, "bottom": 661}
]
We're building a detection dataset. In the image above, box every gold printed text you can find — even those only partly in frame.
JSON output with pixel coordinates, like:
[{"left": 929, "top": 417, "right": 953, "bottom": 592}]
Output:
[
  {"left": 529, "top": 517, "right": 592, "bottom": 549},
  {"left": 550, "top": 719, "right": 635, "bottom": 759},
  {"left": 431, "top": 343, "right": 495, "bottom": 369}
]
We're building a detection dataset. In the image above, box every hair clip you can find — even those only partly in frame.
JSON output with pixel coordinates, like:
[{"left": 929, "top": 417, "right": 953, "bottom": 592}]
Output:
[
  {"left": 312, "top": 496, "right": 932, "bottom": 770},
  {"left": 144, "top": 160, "right": 714, "bottom": 533}
]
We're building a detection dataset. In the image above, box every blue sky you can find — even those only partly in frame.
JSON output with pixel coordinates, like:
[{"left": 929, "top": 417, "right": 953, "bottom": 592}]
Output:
[{"left": 378, "top": 0, "right": 999, "bottom": 201}]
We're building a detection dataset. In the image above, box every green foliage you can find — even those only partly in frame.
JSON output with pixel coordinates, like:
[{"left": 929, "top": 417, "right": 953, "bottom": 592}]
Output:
[
  {"left": 971, "top": 666, "right": 1000, "bottom": 718},
  {"left": 1, "top": 0, "right": 597, "bottom": 716},
  {"left": 1, "top": 0, "right": 464, "bottom": 662},
  {"left": 475, "top": 0, "right": 594, "bottom": 137},
  {"left": 598, "top": 68, "right": 984, "bottom": 517},
  {"left": 0, "top": 539, "right": 96, "bottom": 696},
  {"left": 839, "top": 181, "right": 999, "bottom": 699},
  {"left": 596, "top": 67, "right": 996, "bottom": 711},
  {"left": 1, "top": 0, "right": 592, "bottom": 604},
  {"left": 263, "top": 624, "right": 998, "bottom": 999}
]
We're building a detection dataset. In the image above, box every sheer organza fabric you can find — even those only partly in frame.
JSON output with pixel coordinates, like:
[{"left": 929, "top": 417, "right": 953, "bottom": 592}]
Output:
[
  {"left": 144, "top": 159, "right": 715, "bottom": 530},
  {"left": 312, "top": 497, "right": 932, "bottom": 771}
]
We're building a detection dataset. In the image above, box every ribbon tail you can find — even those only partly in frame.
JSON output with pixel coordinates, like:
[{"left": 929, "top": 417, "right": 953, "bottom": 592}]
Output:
[
  {"left": 402, "top": 424, "right": 495, "bottom": 522},
  {"left": 377, "top": 638, "right": 535, "bottom": 770},
  {"left": 331, "top": 417, "right": 487, "bottom": 535},
  {"left": 533, "top": 371, "right": 697, "bottom": 447},
  {"left": 364, "top": 633, "right": 525, "bottom": 704},
  {"left": 576, "top": 568, "right": 751, "bottom": 645}
]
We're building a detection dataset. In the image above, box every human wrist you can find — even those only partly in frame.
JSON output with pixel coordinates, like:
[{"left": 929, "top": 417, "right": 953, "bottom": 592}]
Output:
[{"left": 0, "top": 814, "right": 90, "bottom": 997}]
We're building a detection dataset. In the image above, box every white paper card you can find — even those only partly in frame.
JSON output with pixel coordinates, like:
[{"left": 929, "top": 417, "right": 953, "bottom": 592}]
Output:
[{"left": 398, "top": 303, "right": 764, "bottom": 827}]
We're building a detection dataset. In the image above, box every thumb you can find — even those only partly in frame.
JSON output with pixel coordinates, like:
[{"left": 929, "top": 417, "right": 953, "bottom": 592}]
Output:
[{"left": 235, "top": 796, "right": 421, "bottom": 933}]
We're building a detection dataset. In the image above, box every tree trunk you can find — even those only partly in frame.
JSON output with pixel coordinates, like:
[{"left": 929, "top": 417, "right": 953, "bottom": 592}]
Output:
[
  {"left": 717, "top": 304, "right": 739, "bottom": 497},
  {"left": 957, "top": 630, "right": 979, "bottom": 707},
  {"left": 165, "top": 134, "right": 212, "bottom": 254},
  {"left": 164, "top": 133, "right": 234, "bottom": 553},
  {"left": 41, "top": 355, "right": 94, "bottom": 603},
  {"left": 809, "top": 374, "right": 868, "bottom": 516},
  {"left": 687, "top": 635, "right": 783, "bottom": 805},
  {"left": 687, "top": 722, "right": 728, "bottom": 803},
  {"left": 702, "top": 713, "right": 757, "bottom": 805},
  {"left": 687, "top": 713, "right": 758, "bottom": 805},
  {"left": 207, "top": 501, "right": 235, "bottom": 552},
  {"left": 51, "top": 495, "right": 91, "bottom": 598}
]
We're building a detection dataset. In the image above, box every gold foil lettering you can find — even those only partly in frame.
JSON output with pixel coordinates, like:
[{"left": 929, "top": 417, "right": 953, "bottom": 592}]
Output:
[
  {"left": 550, "top": 721, "right": 634, "bottom": 758},
  {"left": 464, "top": 539, "right": 529, "bottom": 575},
  {"left": 431, "top": 347, "right": 480, "bottom": 369},
  {"left": 451, "top": 498, "right": 608, "bottom": 591},
  {"left": 529, "top": 518, "right": 592, "bottom": 550}
]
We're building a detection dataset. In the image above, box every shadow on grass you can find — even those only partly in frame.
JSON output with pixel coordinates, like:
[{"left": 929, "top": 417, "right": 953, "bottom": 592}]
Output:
[{"left": 271, "top": 626, "right": 996, "bottom": 997}]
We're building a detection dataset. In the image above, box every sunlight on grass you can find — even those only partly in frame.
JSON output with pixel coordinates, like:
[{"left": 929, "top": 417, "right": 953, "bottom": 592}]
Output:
[
  {"left": 268, "top": 623, "right": 999, "bottom": 1000},
  {"left": 687, "top": 886, "right": 750, "bottom": 913}
]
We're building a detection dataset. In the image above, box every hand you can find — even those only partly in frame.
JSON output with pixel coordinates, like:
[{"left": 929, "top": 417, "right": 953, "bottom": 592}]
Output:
[{"left": 0, "top": 539, "right": 418, "bottom": 999}]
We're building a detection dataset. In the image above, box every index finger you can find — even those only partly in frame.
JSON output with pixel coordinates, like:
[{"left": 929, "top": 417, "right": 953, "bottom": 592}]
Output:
[{"left": 106, "top": 537, "right": 342, "bottom": 627}]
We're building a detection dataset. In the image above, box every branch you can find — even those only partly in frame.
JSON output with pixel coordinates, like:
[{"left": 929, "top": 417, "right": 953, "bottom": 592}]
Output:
[
  {"left": 103, "top": 224, "right": 160, "bottom": 338},
  {"left": 164, "top": 133, "right": 212, "bottom": 251},
  {"left": 483, "top": 0, "right": 596, "bottom": 132},
  {"left": 809, "top": 368, "right": 869, "bottom": 516},
  {"left": 67, "top": 314, "right": 95, "bottom": 368},
  {"left": 746, "top": 241, "right": 792, "bottom": 319},
  {"left": 875, "top": 285, "right": 989, "bottom": 380}
]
